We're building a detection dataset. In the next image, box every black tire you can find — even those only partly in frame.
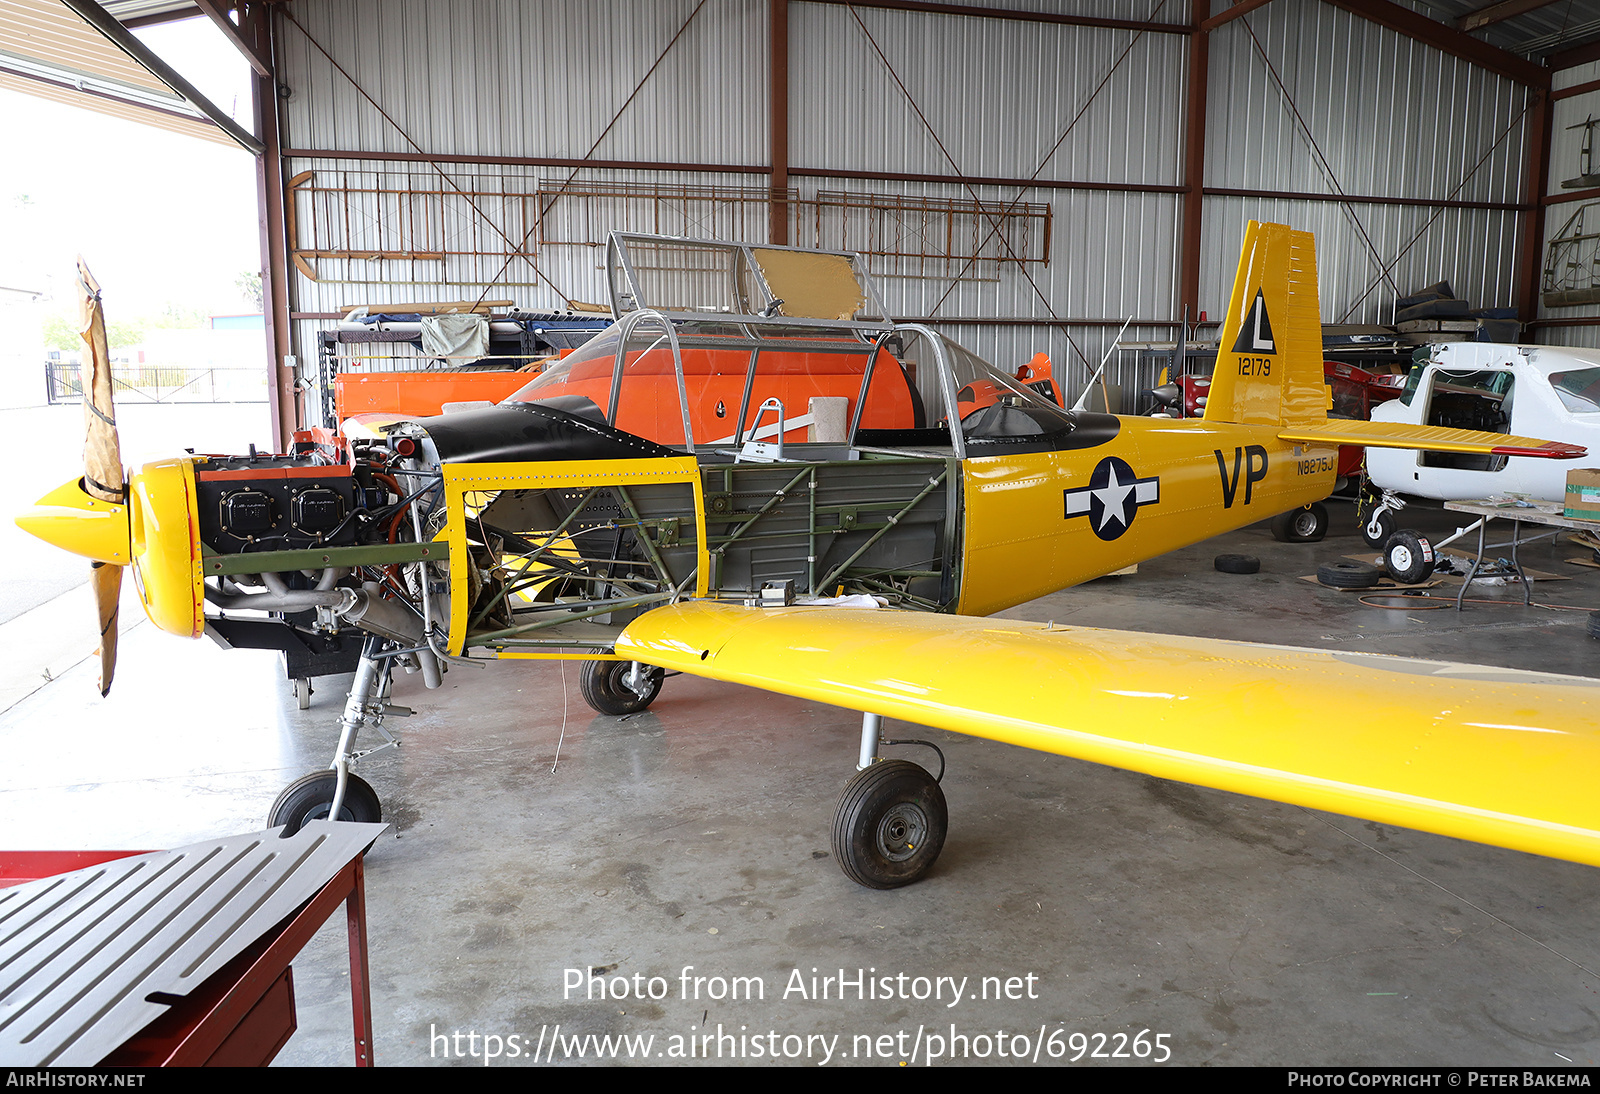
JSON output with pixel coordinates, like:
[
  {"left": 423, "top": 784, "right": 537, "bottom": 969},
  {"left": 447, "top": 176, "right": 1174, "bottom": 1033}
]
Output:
[
  {"left": 1383, "top": 530, "right": 1435, "bottom": 584},
  {"left": 1214, "top": 553, "right": 1261, "bottom": 574},
  {"left": 1317, "top": 561, "right": 1382, "bottom": 589},
  {"left": 1588, "top": 612, "right": 1600, "bottom": 640},
  {"left": 579, "top": 659, "right": 665, "bottom": 715},
  {"left": 268, "top": 770, "right": 381, "bottom": 837},
  {"left": 1358, "top": 500, "right": 1396, "bottom": 549},
  {"left": 832, "top": 760, "right": 947, "bottom": 889},
  {"left": 1270, "top": 503, "right": 1329, "bottom": 543}
]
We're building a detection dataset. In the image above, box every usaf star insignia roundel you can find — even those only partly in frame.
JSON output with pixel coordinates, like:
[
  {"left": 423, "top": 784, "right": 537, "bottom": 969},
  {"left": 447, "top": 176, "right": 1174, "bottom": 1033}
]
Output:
[{"left": 1063, "top": 456, "right": 1160, "bottom": 541}]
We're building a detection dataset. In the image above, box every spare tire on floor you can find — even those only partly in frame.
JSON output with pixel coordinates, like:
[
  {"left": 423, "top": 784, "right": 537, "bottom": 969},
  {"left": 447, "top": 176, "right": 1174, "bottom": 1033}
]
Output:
[
  {"left": 1318, "top": 561, "right": 1381, "bottom": 589},
  {"left": 1215, "top": 553, "right": 1261, "bottom": 574},
  {"left": 1383, "top": 530, "right": 1435, "bottom": 585}
]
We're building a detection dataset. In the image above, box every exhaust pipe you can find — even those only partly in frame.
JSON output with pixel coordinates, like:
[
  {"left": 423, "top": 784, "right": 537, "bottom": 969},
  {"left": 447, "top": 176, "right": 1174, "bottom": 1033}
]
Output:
[{"left": 341, "top": 583, "right": 443, "bottom": 689}]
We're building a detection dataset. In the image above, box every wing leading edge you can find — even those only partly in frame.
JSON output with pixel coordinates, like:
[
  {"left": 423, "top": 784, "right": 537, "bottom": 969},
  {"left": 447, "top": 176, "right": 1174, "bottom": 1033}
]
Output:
[{"left": 616, "top": 603, "right": 1600, "bottom": 868}]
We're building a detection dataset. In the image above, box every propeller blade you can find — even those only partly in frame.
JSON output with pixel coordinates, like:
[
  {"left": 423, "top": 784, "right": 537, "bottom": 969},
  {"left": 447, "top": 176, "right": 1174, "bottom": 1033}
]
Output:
[
  {"left": 77, "top": 259, "right": 123, "bottom": 506},
  {"left": 91, "top": 561, "right": 121, "bottom": 698},
  {"left": 78, "top": 260, "right": 125, "bottom": 697}
]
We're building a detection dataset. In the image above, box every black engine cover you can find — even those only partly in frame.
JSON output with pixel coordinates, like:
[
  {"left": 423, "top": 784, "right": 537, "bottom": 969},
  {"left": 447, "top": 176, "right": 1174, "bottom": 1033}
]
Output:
[{"left": 195, "top": 455, "right": 356, "bottom": 553}]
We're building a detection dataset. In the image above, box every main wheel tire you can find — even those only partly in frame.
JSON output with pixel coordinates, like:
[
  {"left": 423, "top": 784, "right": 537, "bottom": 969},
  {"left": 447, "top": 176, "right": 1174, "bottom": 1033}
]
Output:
[
  {"left": 832, "top": 760, "right": 947, "bottom": 889},
  {"left": 268, "top": 770, "right": 381, "bottom": 837},
  {"left": 579, "top": 659, "right": 665, "bottom": 715},
  {"left": 1359, "top": 501, "right": 1396, "bottom": 549},
  {"left": 1383, "top": 530, "right": 1435, "bottom": 584},
  {"left": 1317, "top": 561, "right": 1382, "bottom": 589},
  {"left": 1270, "top": 502, "right": 1329, "bottom": 543},
  {"left": 1214, "top": 553, "right": 1261, "bottom": 574}
]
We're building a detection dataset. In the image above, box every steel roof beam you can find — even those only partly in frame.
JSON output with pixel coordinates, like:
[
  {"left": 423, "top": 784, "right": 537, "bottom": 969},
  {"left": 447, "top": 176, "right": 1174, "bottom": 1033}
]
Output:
[
  {"left": 194, "top": 0, "right": 270, "bottom": 77},
  {"left": 1549, "top": 37, "right": 1600, "bottom": 70},
  {"left": 120, "top": 5, "right": 202, "bottom": 29},
  {"left": 1458, "top": 0, "right": 1565, "bottom": 33},
  {"left": 803, "top": 0, "right": 1191, "bottom": 35},
  {"left": 59, "top": 0, "right": 263, "bottom": 152},
  {"left": 1321, "top": 0, "right": 1549, "bottom": 86}
]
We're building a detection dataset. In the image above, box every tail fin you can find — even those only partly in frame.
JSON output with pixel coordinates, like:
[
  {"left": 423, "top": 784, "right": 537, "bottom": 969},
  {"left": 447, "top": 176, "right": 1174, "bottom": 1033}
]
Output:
[
  {"left": 1204, "top": 221, "right": 1327, "bottom": 427},
  {"left": 1207, "top": 223, "right": 1585, "bottom": 461}
]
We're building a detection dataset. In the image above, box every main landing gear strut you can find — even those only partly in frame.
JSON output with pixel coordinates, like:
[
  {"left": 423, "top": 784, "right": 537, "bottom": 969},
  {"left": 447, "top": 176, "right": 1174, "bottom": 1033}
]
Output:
[
  {"left": 832, "top": 713, "right": 948, "bottom": 889},
  {"left": 571, "top": 665, "right": 952, "bottom": 889}
]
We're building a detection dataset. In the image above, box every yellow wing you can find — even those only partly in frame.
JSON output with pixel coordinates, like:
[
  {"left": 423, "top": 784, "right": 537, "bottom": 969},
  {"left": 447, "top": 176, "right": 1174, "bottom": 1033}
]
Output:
[
  {"left": 617, "top": 603, "right": 1600, "bottom": 868},
  {"left": 1279, "top": 419, "right": 1587, "bottom": 459}
]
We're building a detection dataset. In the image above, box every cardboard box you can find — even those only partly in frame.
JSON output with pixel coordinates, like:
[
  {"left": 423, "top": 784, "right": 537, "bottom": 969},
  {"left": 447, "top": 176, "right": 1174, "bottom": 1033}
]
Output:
[{"left": 1564, "top": 468, "right": 1600, "bottom": 521}]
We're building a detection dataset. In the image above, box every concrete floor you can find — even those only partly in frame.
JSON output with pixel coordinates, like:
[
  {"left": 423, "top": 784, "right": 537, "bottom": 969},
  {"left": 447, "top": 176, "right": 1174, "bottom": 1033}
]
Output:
[{"left": 5, "top": 499, "right": 1600, "bottom": 1067}]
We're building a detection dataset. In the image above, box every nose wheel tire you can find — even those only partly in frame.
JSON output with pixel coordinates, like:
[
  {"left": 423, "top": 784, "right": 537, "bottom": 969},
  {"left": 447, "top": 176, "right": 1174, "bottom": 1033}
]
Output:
[
  {"left": 1270, "top": 502, "right": 1328, "bottom": 542},
  {"left": 1358, "top": 500, "right": 1396, "bottom": 549},
  {"left": 268, "top": 770, "right": 382, "bottom": 837},
  {"left": 832, "top": 760, "right": 947, "bottom": 889},
  {"left": 579, "top": 659, "right": 665, "bottom": 715}
]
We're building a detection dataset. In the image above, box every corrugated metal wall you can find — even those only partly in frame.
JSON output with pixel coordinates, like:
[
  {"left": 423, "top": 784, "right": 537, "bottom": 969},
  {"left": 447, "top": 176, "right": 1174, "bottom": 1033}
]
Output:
[
  {"left": 1543, "top": 59, "right": 1600, "bottom": 348},
  {"left": 275, "top": 0, "right": 1558, "bottom": 410},
  {"left": 1202, "top": 2, "right": 1529, "bottom": 335}
]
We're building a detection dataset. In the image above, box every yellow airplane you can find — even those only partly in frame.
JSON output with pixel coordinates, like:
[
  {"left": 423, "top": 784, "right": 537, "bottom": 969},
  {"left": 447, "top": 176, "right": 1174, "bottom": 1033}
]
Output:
[{"left": 19, "top": 224, "right": 1599, "bottom": 891}]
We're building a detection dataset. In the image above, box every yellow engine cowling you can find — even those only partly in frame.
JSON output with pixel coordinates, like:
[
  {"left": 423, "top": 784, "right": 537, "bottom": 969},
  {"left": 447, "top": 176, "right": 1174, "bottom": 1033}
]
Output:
[{"left": 16, "top": 457, "right": 204, "bottom": 639}]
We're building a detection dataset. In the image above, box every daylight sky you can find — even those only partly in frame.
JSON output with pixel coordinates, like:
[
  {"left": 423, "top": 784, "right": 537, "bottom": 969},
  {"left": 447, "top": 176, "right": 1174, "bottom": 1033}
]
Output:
[{"left": 0, "top": 16, "right": 260, "bottom": 323}]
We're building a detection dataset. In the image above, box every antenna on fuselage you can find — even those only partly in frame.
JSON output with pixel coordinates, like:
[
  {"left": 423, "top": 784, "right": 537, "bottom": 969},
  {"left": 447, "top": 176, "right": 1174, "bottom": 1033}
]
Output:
[{"left": 1072, "top": 315, "right": 1134, "bottom": 412}]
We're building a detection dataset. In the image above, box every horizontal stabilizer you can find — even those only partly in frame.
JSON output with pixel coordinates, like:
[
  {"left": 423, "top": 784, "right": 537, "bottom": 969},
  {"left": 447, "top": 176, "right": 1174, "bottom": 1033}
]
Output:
[
  {"left": 1279, "top": 419, "right": 1587, "bottom": 459},
  {"left": 617, "top": 603, "right": 1600, "bottom": 868}
]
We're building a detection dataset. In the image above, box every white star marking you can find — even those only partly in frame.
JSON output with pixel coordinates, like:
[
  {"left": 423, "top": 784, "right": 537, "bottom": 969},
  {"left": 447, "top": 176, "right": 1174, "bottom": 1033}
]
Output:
[{"left": 1095, "top": 464, "right": 1136, "bottom": 530}]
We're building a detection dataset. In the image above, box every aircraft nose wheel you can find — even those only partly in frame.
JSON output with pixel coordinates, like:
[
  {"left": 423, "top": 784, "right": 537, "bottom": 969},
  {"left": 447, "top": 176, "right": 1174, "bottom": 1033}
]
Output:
[
  {"left": 267, "top": 770, "right": 382, "bottom": 837},
  {"left": 1358, "top": 494, "right": 1398, "bottom": 548},
  {"left": 832, "top": 760, "right": 947, "bottom": 889}
]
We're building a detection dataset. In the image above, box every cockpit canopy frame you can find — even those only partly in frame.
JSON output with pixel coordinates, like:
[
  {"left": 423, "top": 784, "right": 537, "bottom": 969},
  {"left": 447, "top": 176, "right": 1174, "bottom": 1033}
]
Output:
[
  {"left": 605, "top": 232, "right": 893, "bottom": 330},
  {"left": 505, "top": 233, "right": 1083, "bottom": 459}
]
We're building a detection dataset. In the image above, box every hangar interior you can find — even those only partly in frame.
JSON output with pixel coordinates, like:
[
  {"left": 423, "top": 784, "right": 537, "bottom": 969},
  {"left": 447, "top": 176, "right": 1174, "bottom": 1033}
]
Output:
[{"left": 8, "top": 0, "right": 1600, "bottom": 1069}]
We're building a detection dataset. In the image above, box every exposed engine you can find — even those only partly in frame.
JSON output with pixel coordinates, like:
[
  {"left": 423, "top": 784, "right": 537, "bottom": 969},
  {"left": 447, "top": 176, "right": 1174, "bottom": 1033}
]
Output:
[{"left": 198, "top": 431, "right": 448, "bottom": 692}]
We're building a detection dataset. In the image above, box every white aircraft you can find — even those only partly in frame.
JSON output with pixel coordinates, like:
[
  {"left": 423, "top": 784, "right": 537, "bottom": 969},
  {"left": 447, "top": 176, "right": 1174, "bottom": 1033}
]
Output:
[{"left": 1360, "top": 341, "right": 1600, "bottom": 579}]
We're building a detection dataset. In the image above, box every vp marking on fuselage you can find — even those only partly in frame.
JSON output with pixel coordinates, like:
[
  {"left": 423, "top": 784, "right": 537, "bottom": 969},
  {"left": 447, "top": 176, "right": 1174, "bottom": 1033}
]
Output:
[
  {"left": 1064, "top": 456, "right": 1160, "bottom": 541},
  {"left": 1215, "top": 445, "right": 1268, "bottom": 508}
]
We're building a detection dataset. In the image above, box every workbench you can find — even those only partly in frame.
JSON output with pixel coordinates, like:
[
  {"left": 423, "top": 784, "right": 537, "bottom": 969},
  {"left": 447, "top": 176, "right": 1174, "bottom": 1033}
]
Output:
[{"left": 1442, "top": 498, "right": 1593, "bottom": 609}]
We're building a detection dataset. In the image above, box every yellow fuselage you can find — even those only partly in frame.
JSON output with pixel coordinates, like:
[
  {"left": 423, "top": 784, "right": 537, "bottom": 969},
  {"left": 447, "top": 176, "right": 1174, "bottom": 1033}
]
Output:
[
  {"left": 434, "top": 414, "right": 1339, "bottom": 656},
  {"left": 957, "top": 417, "right": 1337, "bottom": 615}
]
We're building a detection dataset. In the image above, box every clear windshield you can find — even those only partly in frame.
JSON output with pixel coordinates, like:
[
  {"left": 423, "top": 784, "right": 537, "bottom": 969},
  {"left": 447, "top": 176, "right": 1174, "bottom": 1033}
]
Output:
[{"left": 858, "top": 328, "right": 1072, "bottom": 449}]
